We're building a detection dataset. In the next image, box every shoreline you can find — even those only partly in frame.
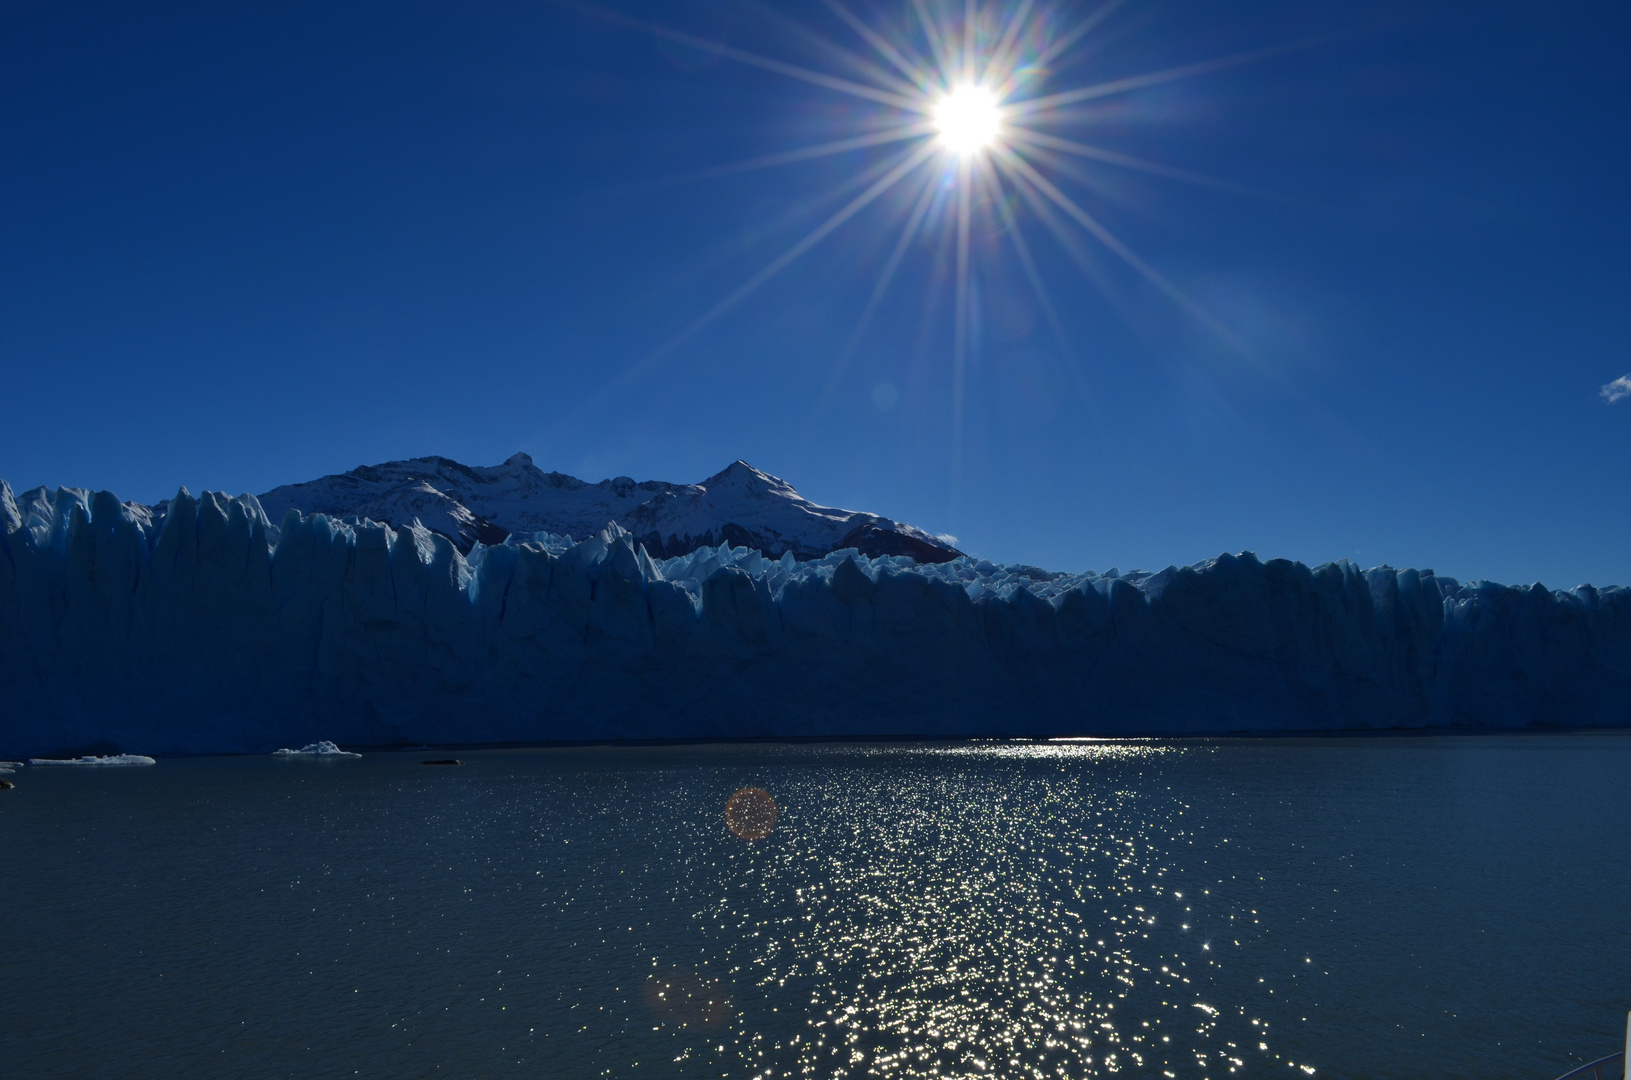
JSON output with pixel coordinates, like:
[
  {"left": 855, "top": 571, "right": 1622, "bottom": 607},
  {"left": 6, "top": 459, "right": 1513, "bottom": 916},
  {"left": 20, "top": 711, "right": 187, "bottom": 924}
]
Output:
[{"left": 11, "top": 722, "right": 1630, "bottom": 762}]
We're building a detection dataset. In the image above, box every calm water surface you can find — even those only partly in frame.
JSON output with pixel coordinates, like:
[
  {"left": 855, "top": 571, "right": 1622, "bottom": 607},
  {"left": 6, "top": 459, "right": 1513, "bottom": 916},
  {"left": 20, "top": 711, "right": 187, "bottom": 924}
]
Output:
[{"left": 3, "top": 734, "right": 1629, "bottom": 1079}]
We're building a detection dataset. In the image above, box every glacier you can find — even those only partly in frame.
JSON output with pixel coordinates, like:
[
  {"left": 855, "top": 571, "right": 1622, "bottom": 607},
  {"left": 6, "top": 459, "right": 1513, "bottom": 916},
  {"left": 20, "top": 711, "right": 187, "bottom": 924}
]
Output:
[{"left": 2, "top": 478, "right": 1629, "bottom": 757}]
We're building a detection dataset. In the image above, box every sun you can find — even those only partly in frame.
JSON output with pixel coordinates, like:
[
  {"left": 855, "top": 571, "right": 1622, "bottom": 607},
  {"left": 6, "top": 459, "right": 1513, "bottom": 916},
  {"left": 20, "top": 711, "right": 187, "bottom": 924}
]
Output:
[
  {"left": 933, "top": 83, "right": 1001, "bottom": 157},
  {"left": 586, "top": 0, "right": 1271, "bottom": 474}
]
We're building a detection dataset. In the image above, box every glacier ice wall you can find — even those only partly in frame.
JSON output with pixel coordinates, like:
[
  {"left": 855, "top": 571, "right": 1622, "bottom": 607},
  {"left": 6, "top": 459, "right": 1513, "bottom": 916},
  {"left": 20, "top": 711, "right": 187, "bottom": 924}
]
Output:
[{"left": 2, "top": 480, "right": 1629, "bottom": 756}]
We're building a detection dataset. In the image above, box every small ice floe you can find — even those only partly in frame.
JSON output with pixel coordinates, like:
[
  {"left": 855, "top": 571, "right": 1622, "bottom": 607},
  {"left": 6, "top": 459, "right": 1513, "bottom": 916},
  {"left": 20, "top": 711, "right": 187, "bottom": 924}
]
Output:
[
  {"left": 28, "top": 755, "right": 157, "bottom": 766},
  {"left": 272, "top": 741, "right": 361, "bottom": 758}
]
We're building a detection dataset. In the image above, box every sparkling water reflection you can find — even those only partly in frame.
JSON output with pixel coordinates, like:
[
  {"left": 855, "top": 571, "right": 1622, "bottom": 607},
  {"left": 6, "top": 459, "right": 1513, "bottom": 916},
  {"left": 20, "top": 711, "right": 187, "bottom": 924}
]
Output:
[
  {"left": 1, "top": 735, "right": 1629, "bottom": 1078},
  {"left": 706, "top": 742, "right": 1298, "bottom": 1079}
]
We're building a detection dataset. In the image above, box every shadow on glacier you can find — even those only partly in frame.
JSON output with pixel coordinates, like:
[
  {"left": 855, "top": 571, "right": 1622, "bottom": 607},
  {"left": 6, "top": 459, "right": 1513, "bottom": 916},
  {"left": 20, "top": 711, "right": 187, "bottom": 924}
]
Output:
[{"left": 2, "top": 481, "right": 1628, "bottom": 756}]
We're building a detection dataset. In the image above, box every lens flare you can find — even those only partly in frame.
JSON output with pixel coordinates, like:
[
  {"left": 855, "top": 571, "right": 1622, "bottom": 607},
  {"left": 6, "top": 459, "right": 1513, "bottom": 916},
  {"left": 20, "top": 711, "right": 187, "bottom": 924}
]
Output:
[
  {"left": 724, "top": 786, "right": 778, "bottom": 840},
  {"left": 933, "top": 83, "right": 1000, "bottom": 156},
  {"left": 643, "top": 968, "right": 733, "bottom": 1028}
]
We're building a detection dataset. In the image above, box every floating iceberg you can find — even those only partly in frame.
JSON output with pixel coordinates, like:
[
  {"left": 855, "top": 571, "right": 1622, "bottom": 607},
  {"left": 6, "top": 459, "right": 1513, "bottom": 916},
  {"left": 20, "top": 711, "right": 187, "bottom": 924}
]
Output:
[
  {"left": 273, "top": 741, "right": 361, "bottom": 757},
  {"left": 28, "top": 755, "right": 157, "bottom": 766},
  {"left": 2, "top": 478, "right": 1629, "bottom": 757}
]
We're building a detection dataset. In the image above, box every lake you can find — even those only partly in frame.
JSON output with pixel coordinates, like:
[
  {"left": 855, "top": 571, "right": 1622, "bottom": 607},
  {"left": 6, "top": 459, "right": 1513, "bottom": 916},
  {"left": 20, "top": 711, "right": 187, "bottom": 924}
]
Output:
[{"left": 3, "top": 734, "right": 1629, "bottom": 1079}]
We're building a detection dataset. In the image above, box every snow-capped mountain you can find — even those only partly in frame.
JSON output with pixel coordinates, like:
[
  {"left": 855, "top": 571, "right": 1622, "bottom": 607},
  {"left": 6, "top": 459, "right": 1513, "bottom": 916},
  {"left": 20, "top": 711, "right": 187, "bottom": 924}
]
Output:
[{"left": 255, "top": 453, "right": 961, "bottom": 562}]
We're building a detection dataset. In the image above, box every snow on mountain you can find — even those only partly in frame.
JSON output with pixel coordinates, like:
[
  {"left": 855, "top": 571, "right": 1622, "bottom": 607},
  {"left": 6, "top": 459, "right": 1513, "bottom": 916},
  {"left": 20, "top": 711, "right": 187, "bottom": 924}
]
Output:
[
  {"left": 256, "top": 452, "right": 664, "bottom": 550},
  {"left": 347, "top": 480, "right": 509, "bottom": 551},
  {"left": 255, "top": 453, "right": 961, "bottom": 562},
  {"left": 622, "top": 461, "right": 954, "bottom": 561}
]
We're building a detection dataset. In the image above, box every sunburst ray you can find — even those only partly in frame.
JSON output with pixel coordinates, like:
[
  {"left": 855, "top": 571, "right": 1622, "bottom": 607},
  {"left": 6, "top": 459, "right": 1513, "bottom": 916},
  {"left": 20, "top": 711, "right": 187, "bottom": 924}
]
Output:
[
  {"left": 823, "top": 0, "right": 937, "bottom": 92},
  {"left": 952, "top": 152, "right": 974, "bottom": 512},
  {"left": 812, "top": 166, "right": 945, "bottom": 417},
  {"left": 1003, "top": 128, "right": 1273, "bottom": 199},
  {"left": 961, "top": 0, "right": 978, "bottom": 83},
  {"left": 641, "top": 141, "right": 938, "bottom": 370},
  {"left": 1010, "top": 39, "right": 1309, "bottom": 118},
  {"left": 974, "top": 156, "right": 1093, "bottom": 404},
  {"left": 1028, "top": 0, "right": 1125, "bottom": 72},
  {"left": 662, "top": 123, "right": 935, "bottom": 185},
  {"left": 561, "top": 0, "right": 926, "bottom": 112},
  {"left": 742, "top": 0, "right": 926, "bottom": 99},
  {"left": 983, "top": 0, "right": 1037, "bottom": 87},
  {"left": 996, "top": 146, "right": 1253, "bottom": 356},
  {"left": 910, "top": 0, "right": 956, "bottom": 82}
]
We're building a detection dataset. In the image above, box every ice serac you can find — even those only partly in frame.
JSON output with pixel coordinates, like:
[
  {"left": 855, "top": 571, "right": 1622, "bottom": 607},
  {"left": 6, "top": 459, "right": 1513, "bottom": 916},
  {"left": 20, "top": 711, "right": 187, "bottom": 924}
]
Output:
[{"left": 2, "top": 480, "right": 1629, "bottom": 755}]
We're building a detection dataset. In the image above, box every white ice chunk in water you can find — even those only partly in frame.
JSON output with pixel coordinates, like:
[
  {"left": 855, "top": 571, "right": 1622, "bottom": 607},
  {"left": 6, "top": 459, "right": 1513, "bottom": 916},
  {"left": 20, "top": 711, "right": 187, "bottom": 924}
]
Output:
[
  {"left": 272, "top": 741, "right": 361, "bottom": 758},
  {"left": 28, "top": 755, "right": 157, "bottom": 766}
]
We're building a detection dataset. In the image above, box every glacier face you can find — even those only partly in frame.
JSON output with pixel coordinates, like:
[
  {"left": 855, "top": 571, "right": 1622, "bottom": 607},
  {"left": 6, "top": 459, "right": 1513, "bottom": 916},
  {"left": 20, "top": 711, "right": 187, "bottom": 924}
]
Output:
[{"left": 2, "top": 478, "right": 1629, "bottom": 757}]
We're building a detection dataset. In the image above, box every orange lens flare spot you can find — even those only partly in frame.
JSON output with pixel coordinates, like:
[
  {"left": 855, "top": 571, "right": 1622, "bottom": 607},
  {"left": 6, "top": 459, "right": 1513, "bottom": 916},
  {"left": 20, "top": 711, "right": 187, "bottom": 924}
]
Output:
[
  {"left": 724, "top": 786, "right": 778, "bottom": 840},
  {"left": 643, "top": 969, "right": 734, "bottom": 1028}
]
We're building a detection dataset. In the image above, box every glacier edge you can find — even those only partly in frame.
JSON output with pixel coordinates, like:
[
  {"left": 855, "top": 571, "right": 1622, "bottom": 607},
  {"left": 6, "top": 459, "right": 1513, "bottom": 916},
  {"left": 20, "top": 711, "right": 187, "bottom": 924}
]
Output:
[{"left": 1, "top": 482, "right": 1628, "bottom": 756}]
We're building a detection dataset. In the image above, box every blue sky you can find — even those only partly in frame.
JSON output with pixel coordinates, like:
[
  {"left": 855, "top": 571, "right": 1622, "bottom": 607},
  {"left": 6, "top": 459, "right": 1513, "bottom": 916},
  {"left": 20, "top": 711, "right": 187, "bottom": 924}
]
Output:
[{"left": 2, "top": 0, "right": 1628, "bottom": 587}]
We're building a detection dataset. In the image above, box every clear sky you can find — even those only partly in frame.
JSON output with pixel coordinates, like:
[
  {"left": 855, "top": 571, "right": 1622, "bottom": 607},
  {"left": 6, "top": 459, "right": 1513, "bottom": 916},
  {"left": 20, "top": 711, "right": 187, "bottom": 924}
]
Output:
[{"left": 2, "top": 0, "right": 1628, "bottom": 587}]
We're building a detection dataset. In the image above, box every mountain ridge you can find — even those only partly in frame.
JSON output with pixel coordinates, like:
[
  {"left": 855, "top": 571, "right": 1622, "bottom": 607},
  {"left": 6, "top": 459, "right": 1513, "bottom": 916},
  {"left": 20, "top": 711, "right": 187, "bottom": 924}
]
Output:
[{"left": 253, "top": 453, "right": 962, "bottom": 563}]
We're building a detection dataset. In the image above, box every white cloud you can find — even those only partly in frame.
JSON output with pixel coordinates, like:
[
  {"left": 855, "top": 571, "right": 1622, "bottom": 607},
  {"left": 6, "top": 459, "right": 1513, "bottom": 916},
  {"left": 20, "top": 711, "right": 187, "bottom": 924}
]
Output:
[{"left": 1601, "top": 375, "right": 1631, "bottom": 403}]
